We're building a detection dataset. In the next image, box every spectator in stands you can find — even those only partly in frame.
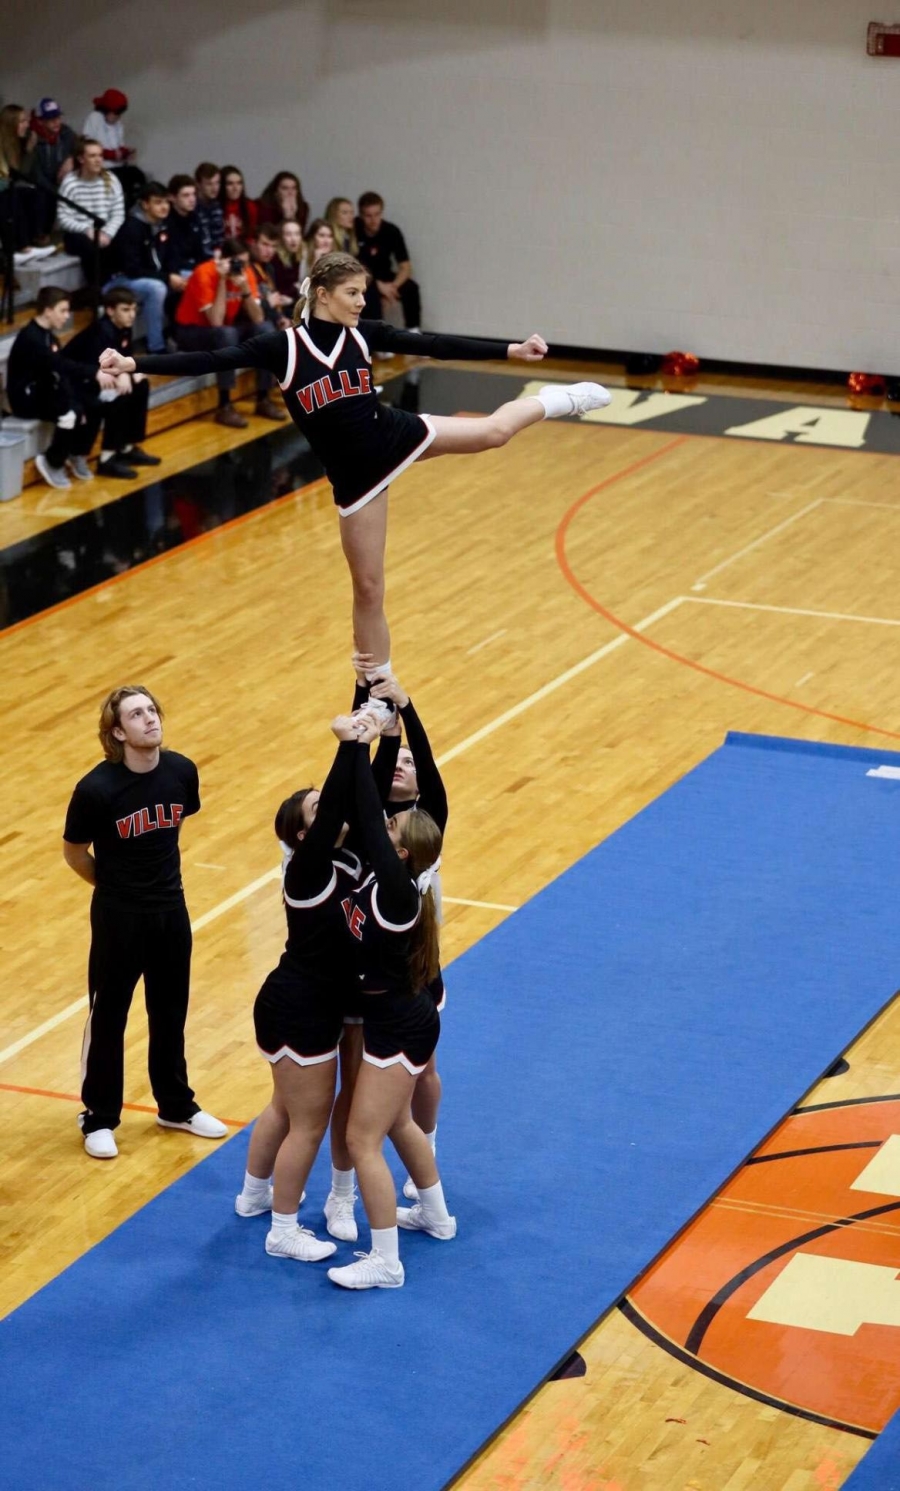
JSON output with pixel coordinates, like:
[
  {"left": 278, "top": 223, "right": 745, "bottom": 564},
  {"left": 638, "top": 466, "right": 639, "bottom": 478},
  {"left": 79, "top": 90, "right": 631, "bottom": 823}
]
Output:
[
  {"left": 58, "top": 136, "right": 125, "bottom": 285},
  {"left": 325, "top": 197, "right": 358, "bottom": 256},
  {"left": 249, "top": 224, "right": 293, "bottom": 336},
  {"left": 173, "top": 237, "right": 283, "bottom": 427},
  {"left": 302, "top": 216, "right": 335, "bottom": 278},
  {"left": 273, "top": 218, "right": 304, "bottom": 300},
  {"left": 0, "top": 104, "right": 55, "bottom": 263},
  {"left": 219, "top": 165, "right": 257, "bottom": 242},
  {"left": 256, "top": 171, "right": 309, "bottom": 235},
  {"left": 356, "top": 191, "right": 421, "bottom": 330},
  {"left": 29, "top": 98, "right": 77, "bottom": 238},
  {"left": 65, "top": 285, "right": 162, "bottom": 478},
  {"left": 6, "top": 285, "right": 111, "bottom": 489},
  {"left": 194, "top": 162, "right": 223, "bottom": 257},
  {"left": 105, "top": 180, "right": 170, "bottom": 352},
  {"left": 165, "top": 174, "right": 205, "bottom": 286},
  {"left": 81, "top": 88, "right": 145, "bottom": 207}
]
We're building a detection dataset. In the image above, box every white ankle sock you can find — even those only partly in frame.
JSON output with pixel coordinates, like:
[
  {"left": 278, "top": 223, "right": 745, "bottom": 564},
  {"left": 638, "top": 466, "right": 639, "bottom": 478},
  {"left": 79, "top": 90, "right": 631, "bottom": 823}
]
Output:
[
  {"left": 371, "top": 1226, "right": 400, "bottom": 1266},
  {"left": 535, "top": 385, "right": 575, "bottom": 419},
  {"left": 241, "top": 1170, "right": 271, "bottom": 1202},
  {"left": 270, "top": 1209, "right": 297, "bottom": 1236},
  {"left": 331, "top": 1166, "right": 355, "bottom": 1198},
  {"left": 417, "top": 1180, "right": 451, "bottom": 1224},
  {"left": 365, "top": 659, "right": 392, "bottom": 682}
]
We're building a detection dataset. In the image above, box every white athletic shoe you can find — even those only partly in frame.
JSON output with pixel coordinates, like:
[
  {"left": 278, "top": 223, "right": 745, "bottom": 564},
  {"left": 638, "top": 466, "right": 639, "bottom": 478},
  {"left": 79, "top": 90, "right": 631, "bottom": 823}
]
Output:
[
  {"left": 327, "top": 1249, "right": 405, "bottom": 1290},
  {"left": 35, "top": 453, "right": 71, "bottom": 489},
  {"left": 234, "top": 1186, "right": 273, "bottom": 1217},
  {"left": 28, "top": 244, "right": 59, "bottom": 260},
  {"left": 156, "top": 1110, "right": 228, "bottom": 1138},
  {"left": 360, "top": 696, "right": 396, "bottom": 729},
  {"left": 265, "top": 1225, "right": 337, "bottom": 1262},
  {"left": 539, "top": 381, "right": 612, "bottom": 418},
  {"left": 324, "top": 1189, "right": 359, "bottom": 1242},
  {"left": 397, "top": 1204, "right": 457, "bottom": 1240},
  {"left": 402, "top": 1177, "right": 418, "bottom": 1201},
  {"left": 84, "top": 1128, "right": 118, "bottom": 1159}
]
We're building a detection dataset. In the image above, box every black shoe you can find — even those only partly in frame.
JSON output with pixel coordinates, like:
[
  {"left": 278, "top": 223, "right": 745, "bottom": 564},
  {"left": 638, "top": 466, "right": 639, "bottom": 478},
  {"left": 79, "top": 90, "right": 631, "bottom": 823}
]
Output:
[
  {"left": 125, "top": 446, "right": 162, "bottom": 467},
  {"left": 99, "top": 457, "right": 138, "bottom": 479}
]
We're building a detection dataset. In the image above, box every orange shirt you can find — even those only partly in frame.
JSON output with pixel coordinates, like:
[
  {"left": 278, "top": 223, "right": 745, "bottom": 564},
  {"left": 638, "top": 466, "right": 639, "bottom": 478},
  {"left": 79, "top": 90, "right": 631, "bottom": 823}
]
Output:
[{"left": 176, "top": 260, "right": 261, "bottom": 327}]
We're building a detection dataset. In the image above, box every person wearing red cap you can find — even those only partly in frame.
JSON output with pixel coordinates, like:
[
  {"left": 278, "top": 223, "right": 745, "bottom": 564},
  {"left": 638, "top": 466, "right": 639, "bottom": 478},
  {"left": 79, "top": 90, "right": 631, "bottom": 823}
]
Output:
[{"left": 83, "top": 90, "right": 144, "bottom": 207}]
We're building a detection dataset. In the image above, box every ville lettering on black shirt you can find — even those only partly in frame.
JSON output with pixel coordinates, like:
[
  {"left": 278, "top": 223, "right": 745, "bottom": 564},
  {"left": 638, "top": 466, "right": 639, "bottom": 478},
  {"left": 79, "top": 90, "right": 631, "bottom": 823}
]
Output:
[{"left": 63, "top": 750, "right": 200, "bottom": 909}]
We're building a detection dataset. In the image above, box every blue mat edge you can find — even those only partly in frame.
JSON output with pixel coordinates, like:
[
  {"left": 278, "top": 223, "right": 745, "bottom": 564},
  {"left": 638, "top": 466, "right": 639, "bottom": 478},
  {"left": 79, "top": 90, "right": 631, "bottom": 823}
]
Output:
[{"left": 724, "top": 729, "right": 900, "bottom": 766}]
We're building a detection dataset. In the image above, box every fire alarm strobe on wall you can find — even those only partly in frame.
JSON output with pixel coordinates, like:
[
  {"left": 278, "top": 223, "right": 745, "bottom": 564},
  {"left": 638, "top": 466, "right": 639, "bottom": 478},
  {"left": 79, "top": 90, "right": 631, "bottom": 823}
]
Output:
[{"left": 868, "top": 20, "right": 900, "bottom": 55}]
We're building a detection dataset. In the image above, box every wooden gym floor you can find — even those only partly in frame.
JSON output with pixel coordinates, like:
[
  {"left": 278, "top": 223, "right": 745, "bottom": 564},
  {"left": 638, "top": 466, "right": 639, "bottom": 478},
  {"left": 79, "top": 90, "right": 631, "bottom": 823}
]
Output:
[{"left": 2, "top": 357, "right": 899, "bottom": 1490}]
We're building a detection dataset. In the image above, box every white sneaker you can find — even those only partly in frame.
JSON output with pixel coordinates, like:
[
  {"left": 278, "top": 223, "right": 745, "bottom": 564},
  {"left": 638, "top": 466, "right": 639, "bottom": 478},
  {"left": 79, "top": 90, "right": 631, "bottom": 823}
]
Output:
[
  {"left": 13, "top": 249, "right": 36, "bottom": 266},
  {"left": 324, "top": 1189, "right": 358, "bottom": 1242},
  {"left": 157, "top": 1110, "right": 228, "bottom": 1138},
  {"left": 66, "top": 455, "right": 94, "bottom": 482},
  {"left": 35, "top": 453, "right": 71, "bottom": 489},
  {"left": 327, "top": 1249, "right": 405, "bottom": 1290},
  {"left": 539, "top": 381, "right": 612, "bottom": 418},
  {"left": 397, "top": 1203, "right": 457, "bottom": 1240},
  {"left": 28, "top": 244, "right": 58, "bottom": 260},
  {"left": 402, "top": 1177, "right": 419, "bottom": 1201},
  {"left": 360, "top": 696, "right": 396, "bottom": 729},
  {"left": 84, "top": 1128, "right": 118, "bottom": 1159},
  {"left": 265, "top": 1225, "right": 336, "bottom": 1262},
  {"left": 234, "top": 1185, "right": 273, "bottom": 1217}
]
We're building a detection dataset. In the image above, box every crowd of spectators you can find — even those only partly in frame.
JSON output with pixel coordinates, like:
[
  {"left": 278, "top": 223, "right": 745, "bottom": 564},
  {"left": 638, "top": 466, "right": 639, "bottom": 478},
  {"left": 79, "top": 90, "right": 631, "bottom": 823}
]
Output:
[{"left": 2, "top": 88, "right": 423, "bottom": 484}]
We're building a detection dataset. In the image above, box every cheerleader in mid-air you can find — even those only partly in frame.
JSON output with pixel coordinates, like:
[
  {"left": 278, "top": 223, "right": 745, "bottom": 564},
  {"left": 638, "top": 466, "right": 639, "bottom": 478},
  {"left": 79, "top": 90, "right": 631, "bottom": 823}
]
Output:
[{"left": 100, "top": 251, "right": 610, "bottom": 677}]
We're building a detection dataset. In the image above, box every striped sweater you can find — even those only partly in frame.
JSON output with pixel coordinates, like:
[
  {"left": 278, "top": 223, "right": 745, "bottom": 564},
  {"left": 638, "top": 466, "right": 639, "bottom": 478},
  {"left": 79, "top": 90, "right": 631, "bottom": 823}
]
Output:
[{"left": 57, "top": 170, "right": 125, "bottom": 238}]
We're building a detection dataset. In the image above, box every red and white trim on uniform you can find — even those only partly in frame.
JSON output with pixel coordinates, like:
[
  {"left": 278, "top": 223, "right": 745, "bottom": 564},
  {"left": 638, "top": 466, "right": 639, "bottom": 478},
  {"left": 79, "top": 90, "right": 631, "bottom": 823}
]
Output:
[
  {"left": 283, "top": 868, "right": 337, "bottom": 909},
  {"left": 337, "top": 415, "right": 436, "bottom": 519},
  {"left": 335, "top": 851, "right": 361, "bottom": 880},
  {"left": 362, "top": 1047, "right": 429, "bottom": 1078},
  {"left": 371, "top": 881, "right": 420, "bottom": 933},
  {"left": 350, "top": 327, "right": 371, "bottom": 362},
  {"left": 257, "top": 1042, "right": 340, "bottom": 1067},
  {"left": 279, "top": 326, "right": 298, "bottom": 390},
  {"left": 296, "top": 324, "right": 347, "bottom": 370},
  {"left": 434, "top": 984, "right": 447, "bottom": 1013}
]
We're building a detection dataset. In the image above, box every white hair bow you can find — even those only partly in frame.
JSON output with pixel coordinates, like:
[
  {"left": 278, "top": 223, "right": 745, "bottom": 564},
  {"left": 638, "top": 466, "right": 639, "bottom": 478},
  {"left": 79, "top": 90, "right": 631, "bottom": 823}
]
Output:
[
  {"left": 416, "top": 855, "right": 442, "bottom": 895},
  {"left": 299, "top": 276, "right": 311, "bottom": 323}
]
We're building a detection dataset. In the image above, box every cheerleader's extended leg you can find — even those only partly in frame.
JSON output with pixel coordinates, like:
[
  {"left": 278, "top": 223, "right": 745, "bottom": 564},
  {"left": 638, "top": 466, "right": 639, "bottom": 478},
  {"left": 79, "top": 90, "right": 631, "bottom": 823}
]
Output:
[{"left": 421, "top": 381, "right": 611, "bottom": 458}]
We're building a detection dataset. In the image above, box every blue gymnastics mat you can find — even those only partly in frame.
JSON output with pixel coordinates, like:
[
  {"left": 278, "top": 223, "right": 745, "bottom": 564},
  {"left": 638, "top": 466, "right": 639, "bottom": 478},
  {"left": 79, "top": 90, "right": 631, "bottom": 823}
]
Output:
[
  {"left": 846, "top": 1417, "right": 900, "bottom": 1488},
  {"left": 5, "top": 730, "right": 900, "bottom": 1491}
]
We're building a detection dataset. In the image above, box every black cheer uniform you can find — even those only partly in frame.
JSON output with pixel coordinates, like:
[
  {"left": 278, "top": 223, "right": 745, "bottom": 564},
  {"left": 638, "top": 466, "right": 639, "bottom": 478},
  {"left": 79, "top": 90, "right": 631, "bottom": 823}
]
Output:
[
  {"left": 63, "top": 750, "right": 201, "bottom": 1135},
  {"left": 134, "top": 318, "right": 509, "bottom": 514},
  {"left": 391, "top": 697, "right": 448, "bottom": 1012},
  {"left": 254, "top": 741, "right": 363, "bottom": 1063},
  {"left": 342, "top": 746, "right": 440, "bottom": 1075}
]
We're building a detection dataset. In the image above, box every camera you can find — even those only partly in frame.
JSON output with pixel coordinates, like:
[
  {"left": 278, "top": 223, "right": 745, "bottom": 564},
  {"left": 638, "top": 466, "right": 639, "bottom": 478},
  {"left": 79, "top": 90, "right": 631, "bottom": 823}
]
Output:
[{"left": 229, "top": 257, "right": 243, "bottom": 274}]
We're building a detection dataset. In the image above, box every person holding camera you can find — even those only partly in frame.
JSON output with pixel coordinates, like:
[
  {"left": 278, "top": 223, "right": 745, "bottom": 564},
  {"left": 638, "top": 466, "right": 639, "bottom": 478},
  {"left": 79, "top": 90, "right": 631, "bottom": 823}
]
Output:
[{"left": 173, "top": 237, "right": 280, "bottom": 427}]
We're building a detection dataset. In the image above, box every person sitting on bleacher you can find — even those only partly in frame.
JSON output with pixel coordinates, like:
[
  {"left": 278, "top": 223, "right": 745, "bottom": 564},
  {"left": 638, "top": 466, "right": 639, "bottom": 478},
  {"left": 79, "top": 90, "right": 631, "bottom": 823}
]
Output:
[
  {"left": 65, "top": 285, "right": 162, "bottom": 479},
  {"left": 105, "top": 181, "right": 171, "bottom": 352},
  {"left": 29, "top": 98, "right": 77, "bottom": 241},
  {"left": 6, "top": 285, "right": 111, "bottom": 490},
  {"left": 250, "top": 223, "right": 293, "bottom": 333},
  {"left": 194, "top": 163, "right": 223, "bottom": 258},
  {"left": 165, "top": 175, "right": 205, "bottom": 285},
  {"left": 82, "top": 88, "right": 145, "bottom": 209},
  {"left": 173, "top": 237, "right": 281, "bottom": 427},
  {"left": 58, "top": 137, "right": 125, "bottom": 286}
]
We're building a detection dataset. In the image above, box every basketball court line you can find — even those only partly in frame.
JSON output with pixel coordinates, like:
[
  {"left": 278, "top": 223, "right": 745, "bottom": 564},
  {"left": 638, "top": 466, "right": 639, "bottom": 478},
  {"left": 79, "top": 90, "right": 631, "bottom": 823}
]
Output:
[
  {"left": 690, "top": 499, "right": 824, "bottom": 591},
  {"left": 0, "top": 1081, "right": 246, "bottom": 1126},
  {"left": 685, "top": 596, "right": 900, "bottom": 628}
]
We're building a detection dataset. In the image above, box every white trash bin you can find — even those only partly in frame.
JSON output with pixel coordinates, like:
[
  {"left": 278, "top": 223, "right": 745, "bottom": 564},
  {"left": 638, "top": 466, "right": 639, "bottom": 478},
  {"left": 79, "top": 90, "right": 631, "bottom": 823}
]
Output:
[{"left": 0, "top": 432, "right": 26, "bottom": 501}]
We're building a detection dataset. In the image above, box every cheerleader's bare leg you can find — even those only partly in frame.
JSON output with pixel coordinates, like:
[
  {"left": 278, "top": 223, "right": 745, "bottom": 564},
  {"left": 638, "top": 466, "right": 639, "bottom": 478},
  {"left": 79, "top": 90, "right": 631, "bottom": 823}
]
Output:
[{"left": 339, "top": 491, "right": 390, "bottom": 663}]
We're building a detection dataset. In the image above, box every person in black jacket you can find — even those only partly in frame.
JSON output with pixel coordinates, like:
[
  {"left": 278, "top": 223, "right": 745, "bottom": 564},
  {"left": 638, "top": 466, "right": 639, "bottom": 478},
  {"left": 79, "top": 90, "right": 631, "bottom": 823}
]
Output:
[
  {"left": 164, "top": 175, "right": 205, "bottom": 287},
  {"left": 105, "top": 181, "right": 171, "bottom": 351},
  {"left": 66, "top": 286, "right": 162, "bottom": 477},
  {"left": 6, "top": 285, "right": 109, "bottom": 489}
]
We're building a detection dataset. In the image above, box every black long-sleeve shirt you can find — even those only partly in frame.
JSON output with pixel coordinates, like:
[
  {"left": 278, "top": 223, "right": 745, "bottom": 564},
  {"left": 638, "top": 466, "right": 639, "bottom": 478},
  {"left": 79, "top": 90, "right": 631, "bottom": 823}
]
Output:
[
  {"left": 65, "top": 313, "right": 133, "bottom": 365},
  {"left": 280, "top": 740, "right": 358, "bottom": 985},
  {"left": 6, "top": 318, "right": 93, "bottom": 406},
  {"left": 393, "top": 698, "right": 447, "bottom": 832},
  {"left": 344, "top": 746, "right": 421, "bottom": 995}
]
